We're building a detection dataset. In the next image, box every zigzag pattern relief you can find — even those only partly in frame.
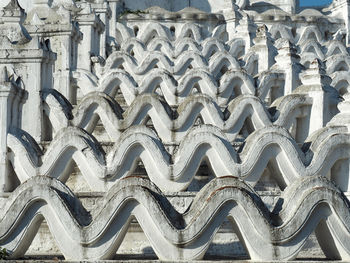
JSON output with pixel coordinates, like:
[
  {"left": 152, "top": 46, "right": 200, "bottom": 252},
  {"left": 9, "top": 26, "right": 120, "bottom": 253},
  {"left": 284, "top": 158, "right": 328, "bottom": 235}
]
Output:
[
  {"left": 115, "top": 21, "right": 227, "bottom": 44},
  {"left": 78, "top": 68, "right": 256, "bottom": 107},
  {"left": 120, "top": 37, "right": 246, "bottom": 61},
  {"left": 1, "top": 0, "right": 350, "bottom": 260},
  {"left": 97, "top": 50, "right": 241, "bottom": 78},
  {"left": 114, "top": 22, "right": 350, "bottom": 75},
  {"left": 1, "top": 175, "right": 350, "bottom": 261},
  {"left": 7, "top": 125, "right": 350, "bottom": 191},
  {"left": 299, "top": 39, "right": 349, "bottom": 61},
  {"left": 43, "top": 90, "right": 315, "bottom": 142}
]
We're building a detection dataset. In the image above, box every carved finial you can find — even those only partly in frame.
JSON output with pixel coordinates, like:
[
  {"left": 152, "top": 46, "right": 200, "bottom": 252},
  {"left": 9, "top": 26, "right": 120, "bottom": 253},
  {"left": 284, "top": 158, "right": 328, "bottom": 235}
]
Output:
[
  {"left": 328, "top": 92, "right": 350, "bottom": 128},
  {"left": 53, "top": 0, "right": 79, "bottom": 12},
  {"left": 0, "top": 66, "right": 9, "bottom": 84},
  {"left": 1, "top": 0, "right": 24, "bottom": 19},
  {"left": 79, "top": 3, "right": 93, "bottom": 15},
  {"left": 275, "top": 38, "right": 297, "bottom": 55},
  {"left": 339, "top": 92, "right": 350, "bottom": 111},
  {"left": 0, "top": 0, "right": 30, "bottom": 44},
  {"left": 300, "top": 58, "right": 332, "bottom": 87},
  {"left": 273, "top": 38, "right": 300, "bottom": 66},
  {"left": 31, "top": 13, "right": 45, "bottom": 25},
  {"left": 253, "top": 24, "right": 273, "bottom": 45},
  {"left": 275, "top": 38, "right": 291, "bottom": 49},
  {"left": 62, "top": 0, "right": 78, "bottom": 9},
  {"left": 309, "top": 58, "right": 326, "bottom": 73},
  {"left": 3, "top": 0, "right": 23, "bottom": 12},
  {"left": 256, "top": 25, "right": 268, "bottom": 37}
]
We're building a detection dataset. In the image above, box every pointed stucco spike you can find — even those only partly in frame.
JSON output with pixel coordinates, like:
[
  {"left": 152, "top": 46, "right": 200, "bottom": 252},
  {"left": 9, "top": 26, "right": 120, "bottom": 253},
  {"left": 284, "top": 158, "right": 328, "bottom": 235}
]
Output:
[
  {"left": 256, "top": 24, "right": 268, "bottom": 37},
  {"left": 328, "top": 92, "right": 350, "bottom": 127},
  {"left": 3, "top": 0, "right": 24, "bottom": 12},
  {"left": 58, "top": 0, "right": 78, "bottom": 10},
  {"left": 0, "top": 66, "right": 9, "bottom": 84},
  {"left": 338, "top": 93, "right": 350, "bottom": 112},
  {"left": 275, "top": 38, "right": 290, "bottom": 49},
  {"left": 79, "top": 3, "right": 93, "bottom": 15},
  {"left": 31, "top": 13, "right": 45, "bottom": 25},
  {"left": 310, "top": 58, "right": 323, "bottom": 69}
]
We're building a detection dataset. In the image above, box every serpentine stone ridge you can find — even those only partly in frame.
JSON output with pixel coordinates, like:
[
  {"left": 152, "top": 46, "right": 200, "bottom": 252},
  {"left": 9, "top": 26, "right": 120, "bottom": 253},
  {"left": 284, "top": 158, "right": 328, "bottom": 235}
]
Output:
[{"left": 0, "top": 0, "right": 349, "bottom": 261}]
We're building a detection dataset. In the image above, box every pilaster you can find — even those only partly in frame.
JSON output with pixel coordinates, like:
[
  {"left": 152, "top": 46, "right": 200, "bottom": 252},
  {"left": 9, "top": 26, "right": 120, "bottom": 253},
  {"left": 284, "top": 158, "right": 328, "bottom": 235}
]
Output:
[
  {"left": 0, "top": 37, "right": 56, "bottom": 142},
  {"left": 76, "top": 3, "right": 105, "bottom": 72},
  {"left": 24, "top": 0, "right": 82, "bottom": 102},
  {"left": 107, "top": 0, "right": 124, "bottom": 42},
  {"left": 0, "top": 66, "right": 24, "bottom": 192},
  {"left": 251, "top": 25, "right": 275, "bottom": 72},
  {"left": 91, "top": 0, "right": 111, "bottom": 59}
]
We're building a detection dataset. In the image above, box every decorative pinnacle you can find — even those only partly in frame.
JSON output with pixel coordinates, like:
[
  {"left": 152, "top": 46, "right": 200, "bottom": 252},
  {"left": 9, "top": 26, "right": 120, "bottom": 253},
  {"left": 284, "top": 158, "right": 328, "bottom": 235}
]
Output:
[
  {"left": 253, "top": 24, "right": 273, "bottom": 45},
  {"left": 1, "top": 0, "right": 24, "bottom": 18},
  {"left": 328, "top": 92, "right": 350, "bottom": 129},
  {"left": 275, "top": 38, "right": 298, "bottom": 55},
  {"left": 53, "top": 0, "right": 79, "bottom": 11},
  {"left": 300, "top": 58, "right": 332, "bottom": 87},
  {"left": 256, "top": 25, "right": 268, "bottom": 37},
  {"left": 3, "top": 0, "right": 23, "bottom": 12},
  {"left": 0, "top": 66, "right": 9, "bottom": 84},
  {"left": 338, "top": 93, "right": 350, "bottom": 112},
  {"left": 309, "top": 58, "right": 326, "bottom": 75}
]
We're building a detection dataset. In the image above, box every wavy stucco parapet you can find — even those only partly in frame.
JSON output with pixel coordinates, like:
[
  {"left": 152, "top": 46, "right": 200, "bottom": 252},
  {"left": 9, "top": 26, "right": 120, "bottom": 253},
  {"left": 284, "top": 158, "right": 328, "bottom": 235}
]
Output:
[{"left": 0, "top": 0, "right": 349, "bottom": 260}]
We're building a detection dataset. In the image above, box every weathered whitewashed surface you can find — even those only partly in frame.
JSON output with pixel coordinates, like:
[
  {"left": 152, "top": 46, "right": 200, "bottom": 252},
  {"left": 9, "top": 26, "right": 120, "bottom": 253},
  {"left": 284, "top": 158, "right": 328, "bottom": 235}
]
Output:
[{"left": 0, "top": 0, "right": 350, "bottom": 261}]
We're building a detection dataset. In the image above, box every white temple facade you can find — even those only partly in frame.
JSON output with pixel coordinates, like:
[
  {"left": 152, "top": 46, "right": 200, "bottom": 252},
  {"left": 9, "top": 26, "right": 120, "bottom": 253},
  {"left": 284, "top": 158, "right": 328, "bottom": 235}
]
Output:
[{"left": 0, "top": 0, "right": 350, "bottom": 260}]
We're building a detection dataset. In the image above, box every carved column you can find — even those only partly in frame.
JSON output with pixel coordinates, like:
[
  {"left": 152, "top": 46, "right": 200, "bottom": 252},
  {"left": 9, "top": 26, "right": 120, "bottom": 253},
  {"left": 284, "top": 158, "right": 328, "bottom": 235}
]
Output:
[
  {"left": 76, "top": 4, "right": 105, "bottom": 72},
  {"left": 252, "top": 25, "right": 275, "bottom": 73},
  {"left": 91, "top": 0, "right": 111, "bottom": 59},
  {"left": 24, "top": 0, "right": 82, "bottom": 103},
  {"left": 107, "top": 0, "right": 123, "bottom": 42},
  {"left": 0, "top": 67, "right": 22, "bottom": 192}
]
